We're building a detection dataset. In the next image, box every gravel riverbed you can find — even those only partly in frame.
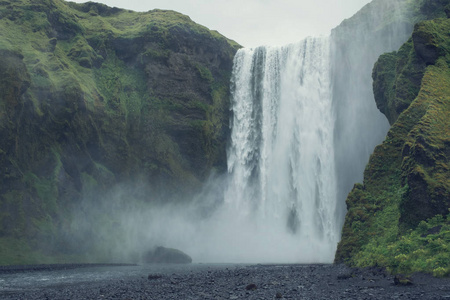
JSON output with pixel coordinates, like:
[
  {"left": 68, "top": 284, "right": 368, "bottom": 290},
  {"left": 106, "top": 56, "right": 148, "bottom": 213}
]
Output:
[{"left": 1, "top": 263, "right": 449, "bottom": 299}]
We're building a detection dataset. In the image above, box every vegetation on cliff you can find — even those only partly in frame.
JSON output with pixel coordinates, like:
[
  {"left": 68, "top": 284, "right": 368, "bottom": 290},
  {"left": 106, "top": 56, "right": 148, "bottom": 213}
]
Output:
[
  {"left": 330, "top": 0, "right": 449, "bottom": 227},
  {"left": 0, "top": 0, "right": 239, "bottom": 264},
  {"left": 336, "top": 13, "right": 450, "bottom": 276}
]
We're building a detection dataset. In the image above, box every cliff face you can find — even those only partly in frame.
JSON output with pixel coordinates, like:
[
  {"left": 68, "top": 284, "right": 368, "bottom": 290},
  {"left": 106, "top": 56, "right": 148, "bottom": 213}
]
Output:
[
  {"left": 336, "top": 5, "right": 450, "bottom": 276},
  {"left": 0, "top": 0, "right": 239, "bottom": 264},
  {"left": 330, "top": 0, "right": 450, "bottom": 231}
]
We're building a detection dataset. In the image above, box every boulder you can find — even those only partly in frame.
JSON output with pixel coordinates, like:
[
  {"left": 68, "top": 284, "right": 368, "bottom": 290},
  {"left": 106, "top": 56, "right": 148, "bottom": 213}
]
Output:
[{"left": 143, "top": 246, "right": 192, "bottom": 264}]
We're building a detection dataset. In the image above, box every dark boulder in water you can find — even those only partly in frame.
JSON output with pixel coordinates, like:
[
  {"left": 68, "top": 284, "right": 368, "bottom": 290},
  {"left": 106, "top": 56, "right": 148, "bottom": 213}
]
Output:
[{"left": 143, "top": 246, "right": 192, "bottom": 264}]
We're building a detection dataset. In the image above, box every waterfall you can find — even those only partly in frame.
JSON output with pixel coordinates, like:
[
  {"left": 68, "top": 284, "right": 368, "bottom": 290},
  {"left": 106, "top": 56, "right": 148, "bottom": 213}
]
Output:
[
  {"left": 104, "top": 0, "right": 415, "bottom": 265},
  {"left": 222, "top": 37, "right": 339, "bottom": 262},
  {"left": 212, "top": 0, "right": 412, "bottom": 262}
]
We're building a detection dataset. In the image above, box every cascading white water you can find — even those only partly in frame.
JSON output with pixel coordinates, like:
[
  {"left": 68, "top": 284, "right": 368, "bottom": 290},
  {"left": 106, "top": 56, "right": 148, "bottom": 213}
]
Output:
[{"left": 222, "top": 37, "right": 339, "bottom": 262}]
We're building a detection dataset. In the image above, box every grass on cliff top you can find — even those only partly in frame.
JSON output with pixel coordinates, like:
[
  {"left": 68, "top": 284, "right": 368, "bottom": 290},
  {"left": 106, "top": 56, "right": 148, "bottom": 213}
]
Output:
[
  {"left": 0, "top": 0, "right": 103, "bottom": 111},
  {"left": 0, "top": 0, "right": 239, "bottom": 112},
  {"left": 66, "top": 2, "right": 240, "bottom": 49},
  {"left": 0, "top": 0, "right": 240, "bottom": 46}
]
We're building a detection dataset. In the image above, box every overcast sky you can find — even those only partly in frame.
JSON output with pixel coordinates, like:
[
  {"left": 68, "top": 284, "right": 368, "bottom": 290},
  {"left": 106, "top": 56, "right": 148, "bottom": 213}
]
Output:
[{"left": 68, "top": 0, "right": 372, "bottom": 48}]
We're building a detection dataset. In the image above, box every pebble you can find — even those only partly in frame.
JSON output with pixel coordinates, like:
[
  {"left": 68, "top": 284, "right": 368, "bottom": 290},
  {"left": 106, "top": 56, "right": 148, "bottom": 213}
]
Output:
[{"left": 1, "top": 264, "right": 449, "bottom": 299}]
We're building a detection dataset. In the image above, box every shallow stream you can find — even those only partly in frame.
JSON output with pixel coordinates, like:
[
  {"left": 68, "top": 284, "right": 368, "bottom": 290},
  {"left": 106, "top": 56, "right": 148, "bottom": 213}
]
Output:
[{"left": 0, "top": 263, "right": 234, "bottom": 294}]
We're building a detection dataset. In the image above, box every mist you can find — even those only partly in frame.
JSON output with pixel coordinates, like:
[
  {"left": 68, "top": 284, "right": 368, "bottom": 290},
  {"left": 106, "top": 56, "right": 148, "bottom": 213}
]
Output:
[{"left": 68, "top": 173, "right": 335, "bottom": 264}]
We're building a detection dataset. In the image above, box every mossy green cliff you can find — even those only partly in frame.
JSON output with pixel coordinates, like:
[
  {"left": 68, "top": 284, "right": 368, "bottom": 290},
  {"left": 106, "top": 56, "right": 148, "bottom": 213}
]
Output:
[
  {"left": 0, "top": 0, "right": 239, "bottom": 264},
  {"left": 336, "top": 11, "right": 450, "bottom": 276}
]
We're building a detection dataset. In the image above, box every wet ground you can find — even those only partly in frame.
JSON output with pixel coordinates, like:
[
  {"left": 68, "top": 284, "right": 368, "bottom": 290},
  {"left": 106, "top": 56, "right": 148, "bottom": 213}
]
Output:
[{"left": 0, "top": 263, "right": 449, "bottom": 299}]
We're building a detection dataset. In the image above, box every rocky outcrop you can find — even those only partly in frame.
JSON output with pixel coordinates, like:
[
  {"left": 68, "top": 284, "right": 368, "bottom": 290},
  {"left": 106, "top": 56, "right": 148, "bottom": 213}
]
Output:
[
  {"left": 372, "top": 11, "right": 450, "bottom": 126},
  {"left": 329, "top": 0, "right": 448, "bottom": 227},
  {"left": 371, "top": 16, "right": 450, "bottom": 229},
  {"left": 336, "top": 15, "right": 450, "bottom": 276},
  {"left": 0, "top": 0, "right": 239, "bottom": 264},
  {"left": 372, "top": 39, "right": 426, "bottom": 125},
  {"left": 143, "top": 246, "right": 192, "bottom": 264}
]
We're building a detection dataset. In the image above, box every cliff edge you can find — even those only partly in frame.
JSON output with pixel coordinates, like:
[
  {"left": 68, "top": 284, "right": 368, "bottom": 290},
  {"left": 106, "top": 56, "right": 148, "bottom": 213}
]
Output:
[{"left": 336, "top": 7, "right": 450, "bottom": 276}]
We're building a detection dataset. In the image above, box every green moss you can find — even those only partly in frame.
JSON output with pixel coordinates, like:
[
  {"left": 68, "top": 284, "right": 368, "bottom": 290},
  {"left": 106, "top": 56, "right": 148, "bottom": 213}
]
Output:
[
  {"left": 354, "top": 214, "right": 450, "bottom": 276},
  {"left": 142, "top": 48, "right": 170, "bottom": 62},
  {"left": 399, "top": 56, "right": 450, "bottom": 228},
  {"left": 95, "top": 52, "right": 148, "bottom": 120},
  {"left": 196, "top": 63, "right": 214, "bottom": 83},
  {"left": 22, "top": 148, "right": 63, "bottom": 215}
]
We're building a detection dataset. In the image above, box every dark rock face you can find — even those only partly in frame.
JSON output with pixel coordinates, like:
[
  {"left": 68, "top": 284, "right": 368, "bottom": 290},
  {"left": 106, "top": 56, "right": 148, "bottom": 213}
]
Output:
[
  {"left": 420, "top": 0, "right": 450, "bottom": 19},
  {"left": 0, "top": 50, "right": 30, "bottom": 110},
  {"left": 371, "top": 1, "right": 449, "bottom": 127},
  {"left": 400, "top": 165, "right": 449, "bottom": 228},
  {"left": 372, "top": 39, "right": 426, "bottom": 125},
  {"left": 413, "top": 25, "right": 440, "bottom": 65},
  {"left": 143, "top": 247, "right": 192, "bottom": 264},
  {"left": 0, "top": 0, "right": 239, "bottom": 263}
]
